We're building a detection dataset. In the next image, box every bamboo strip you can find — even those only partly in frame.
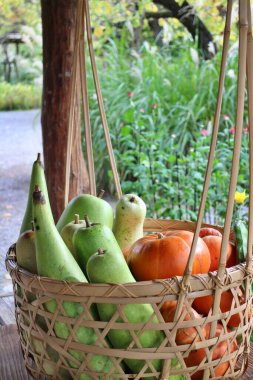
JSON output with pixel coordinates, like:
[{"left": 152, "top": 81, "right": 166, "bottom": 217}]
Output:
[
  {"left": 209, "top": 2, "right": 249, "bottom": 378},
  {"left": 162, "top": 2, "right": 234, "bottom": 378},
  {"left": 84, "top": 0, "right": 122, "bottom": 199},
  {"left": 245, "top": 0, "right": 253, "bottom": 301},
  {"left": 79, "top": 2, "right": 96, "bottom": 195},
  {"left": 64, "top": 0, "right": 83, "bottom": 206}
]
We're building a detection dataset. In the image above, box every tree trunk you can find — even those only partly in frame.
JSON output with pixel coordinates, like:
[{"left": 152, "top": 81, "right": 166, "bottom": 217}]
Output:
[
  {"left": 153, "top": 0, "right": 217, "bottom": 59},
  {"left": 41, "top": 0, "right": 89, "bottom": 222}
]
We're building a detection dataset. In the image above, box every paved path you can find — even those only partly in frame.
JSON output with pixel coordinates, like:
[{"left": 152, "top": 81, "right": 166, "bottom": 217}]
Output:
[{"left": 0, "top": 109, "right": 42, "bottom": 306}]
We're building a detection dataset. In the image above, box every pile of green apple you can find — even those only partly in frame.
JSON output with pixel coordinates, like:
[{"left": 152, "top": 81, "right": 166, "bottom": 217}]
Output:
[{"left": 15, "top": 153, "right": 184, "bottom": 380}]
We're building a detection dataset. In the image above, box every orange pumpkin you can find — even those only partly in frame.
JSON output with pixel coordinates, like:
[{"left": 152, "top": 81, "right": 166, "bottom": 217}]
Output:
[
  {"left": 202, "top": 235, "right": 233, "bottom": 272},
  {"left": 161, "top": 301, "right": 206, "bottom": 345},
  {"left": 226, "top": 246, "right": 238, "bottom": 267},
  {"left": 199, "top": 227, "right": 222, "bottom": 238},
  {"left": 127, "top": 230, "right": 211, "bottom": 281},
  {"left": 184, "top": 323, "right": 238, "bottom": 380},
  {"left": 193, "top": 288, "right": 251, "bottom": 328}
]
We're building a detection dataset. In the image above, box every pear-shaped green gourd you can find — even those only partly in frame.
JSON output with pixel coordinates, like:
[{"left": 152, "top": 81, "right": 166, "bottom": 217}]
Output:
[
  {"left": 113, "top": 194, "right": 146, "bottom": 255},
  {"left": 60, "top": 214, "right": 85, "bottom": 259},
  {"left": 73, "top": 215, "right": 123, "bottom": 275},
  {"left": 56, "top": 190, "right": 114, "bottom": 233},
  {"left": 87, "top": 249, "right": 182, "bottom": 378},
  {"left": 20, "top": 153, "right": 53, "bottom": 234},
  {"left": 32, "top": 187, "right": 122, "bottom": 380},
  {"left": 16, "top": 223, "right": 37, "bottom": 273}
]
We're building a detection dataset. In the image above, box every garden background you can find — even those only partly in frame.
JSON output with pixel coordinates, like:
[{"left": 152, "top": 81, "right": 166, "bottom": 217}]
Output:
[{"left": 0, "top": 0, "right": 249, "bottom": 226}]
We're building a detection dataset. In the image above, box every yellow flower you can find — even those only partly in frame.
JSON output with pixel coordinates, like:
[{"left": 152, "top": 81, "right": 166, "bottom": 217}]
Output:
[
  {"left": 234, "top": 190, "right": 249, "bottom": 204},
  {"left": 94, "top": 26, "right": 104, "bottom": 38}
]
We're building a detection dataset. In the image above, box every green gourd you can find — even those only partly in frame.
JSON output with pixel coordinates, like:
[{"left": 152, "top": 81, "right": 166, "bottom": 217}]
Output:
[
  {"left": 73, "top": 216, "right": 123, "bottom": 275},
  {"left": 16, "top": 223, "right": 37, "bottom": 273},
  {"left": 113, "top": 194, "right": 146, "bottom": 251},
  {"left": 56, "top": 190, "right": 114, "bottom": 233},
  {"left": 20, "top": 153, "right": 53, "bottom": 234},
  {"left": 60, "top": 214, "right": 85, "bottom": 259},
  {"left": 87, "top": 248, "right": 182, "bottom": 379},
  {"left": 234, "top": 219, "right": 248, "bottom": 262},
  {"left": 32, "top": 187, "right": 122, "bottom": 380}
]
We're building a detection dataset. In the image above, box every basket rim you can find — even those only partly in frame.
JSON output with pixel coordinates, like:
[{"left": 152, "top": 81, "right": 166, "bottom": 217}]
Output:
[
  {"left": 6, "top": 218, "right": 245, "bottom": 299},
  {"left": 6, "top": 246, "right": 247, "bottom": 300}
]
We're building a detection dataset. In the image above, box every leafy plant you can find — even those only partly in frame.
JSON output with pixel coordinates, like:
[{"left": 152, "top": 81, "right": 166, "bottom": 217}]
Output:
[
  {"left": 86, "top": 39, "right": 248, "bottom": 225},
  {"left": 0, "top": 81, "right": 41, "bottom": 110}
]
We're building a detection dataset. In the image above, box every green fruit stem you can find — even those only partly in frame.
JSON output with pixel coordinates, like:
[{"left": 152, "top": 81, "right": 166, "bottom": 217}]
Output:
[
  {"left": 84, "top": 215, "right": 91, "bottom": 227},
  {"left": 74, "top": 214, "right": 80, "bottom": 224}
]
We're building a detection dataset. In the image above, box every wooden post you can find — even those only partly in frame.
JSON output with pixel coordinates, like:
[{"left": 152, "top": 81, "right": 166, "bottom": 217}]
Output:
[{"left": 41, "top": 0, "right": 89, "bottom": 221}]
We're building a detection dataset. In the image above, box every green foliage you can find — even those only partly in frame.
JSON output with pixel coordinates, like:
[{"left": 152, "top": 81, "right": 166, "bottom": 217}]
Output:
[
  {"left": 0, "top": 81, "right": 41, "bottom": 110},
  {"left": 86, "top": 39, "right": 247, "bottom": 225},
  {"left": 0, "top": 0, "right": 40, "bottom": 35},
  {"left": 0, "top": 0, "right": 246, "bottom": 224}
]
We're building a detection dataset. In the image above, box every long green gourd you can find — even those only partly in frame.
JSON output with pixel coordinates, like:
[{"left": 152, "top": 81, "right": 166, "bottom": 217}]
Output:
[
  {"left": 87, "top": 249, "right": 183, "bottom": 380},
  {"left": 20, "top": 153, "right": 53, "bottom": 234},
  {"left": 32, "top": 187, "right": 121, "bottom": 380}
]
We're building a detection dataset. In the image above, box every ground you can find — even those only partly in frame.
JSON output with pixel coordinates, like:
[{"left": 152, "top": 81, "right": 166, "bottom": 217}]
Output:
[{"left": 0, "top": 109, "right": 42, "bottom": 323}]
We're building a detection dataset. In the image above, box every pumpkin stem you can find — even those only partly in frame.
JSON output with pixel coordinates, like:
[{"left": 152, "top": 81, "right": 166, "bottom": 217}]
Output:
[{"left": 157, "top": 233, "right": 164, "bottom": 239}]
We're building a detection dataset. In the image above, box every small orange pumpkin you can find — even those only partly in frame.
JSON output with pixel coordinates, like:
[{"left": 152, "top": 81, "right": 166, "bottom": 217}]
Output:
[{"left": 127, "top": 230, "right": 211, "bottom": 281}]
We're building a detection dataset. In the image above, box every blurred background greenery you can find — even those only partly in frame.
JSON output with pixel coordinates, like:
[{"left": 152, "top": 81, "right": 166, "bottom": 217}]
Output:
[{"left": 0, "top": 0, "right": 248, "bottom": 223}]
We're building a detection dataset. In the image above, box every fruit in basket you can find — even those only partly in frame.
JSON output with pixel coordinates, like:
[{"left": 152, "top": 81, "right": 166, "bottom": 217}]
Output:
[
  {"left": 199, "top": 227, "right": 222, "bottom": 238},
  {"left": 33, "top": 186, "right": 85, "bottom": 282},
  {"left": 234, "top": 219, "right": 248, "bottom": 263},
  {"left": 87, "top": 248, "right": 182, "bottom": 377},
  {"left": 193, "top": 288, "right": 251, "bottom": 327},
  {"left": 32, "top": 187, "right": 121, "bottom": 378},
  {"left": 56, "top": 190, "right": 114, "bottom": 232},
  {"left": 184, "top": 323, "right": 238, "bottom": 380},
  {"left": 60, "top": 214, "right": 85, "bottom": 259},
  {"left": 20, "top": 153, "right": 53, "bottom": 234},
  {"left": 127, "top": 230, "right": 210, "bottom": 281},
  {"left": 113, "top": 194, "right": 146, "bottom": 256},
  {"left": 161, "top": 301, "right": 206, "bottom": 345},
  {"left": 202, "top": 235, "right": 233, "bottom": 271},
  {"left": 73, "top": 215, "right": 123, "bottom": 275},
  {"left": 16, "top": 224, "right": 37, "bottom": 273},
  {"left": 226, "top": 248, "right": 239, "bottom": 267}
]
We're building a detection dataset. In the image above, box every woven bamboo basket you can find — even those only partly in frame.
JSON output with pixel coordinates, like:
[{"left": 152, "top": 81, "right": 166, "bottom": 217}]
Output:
[{"left": 5, "top": 0, "right": 253, "bottom": 379}]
